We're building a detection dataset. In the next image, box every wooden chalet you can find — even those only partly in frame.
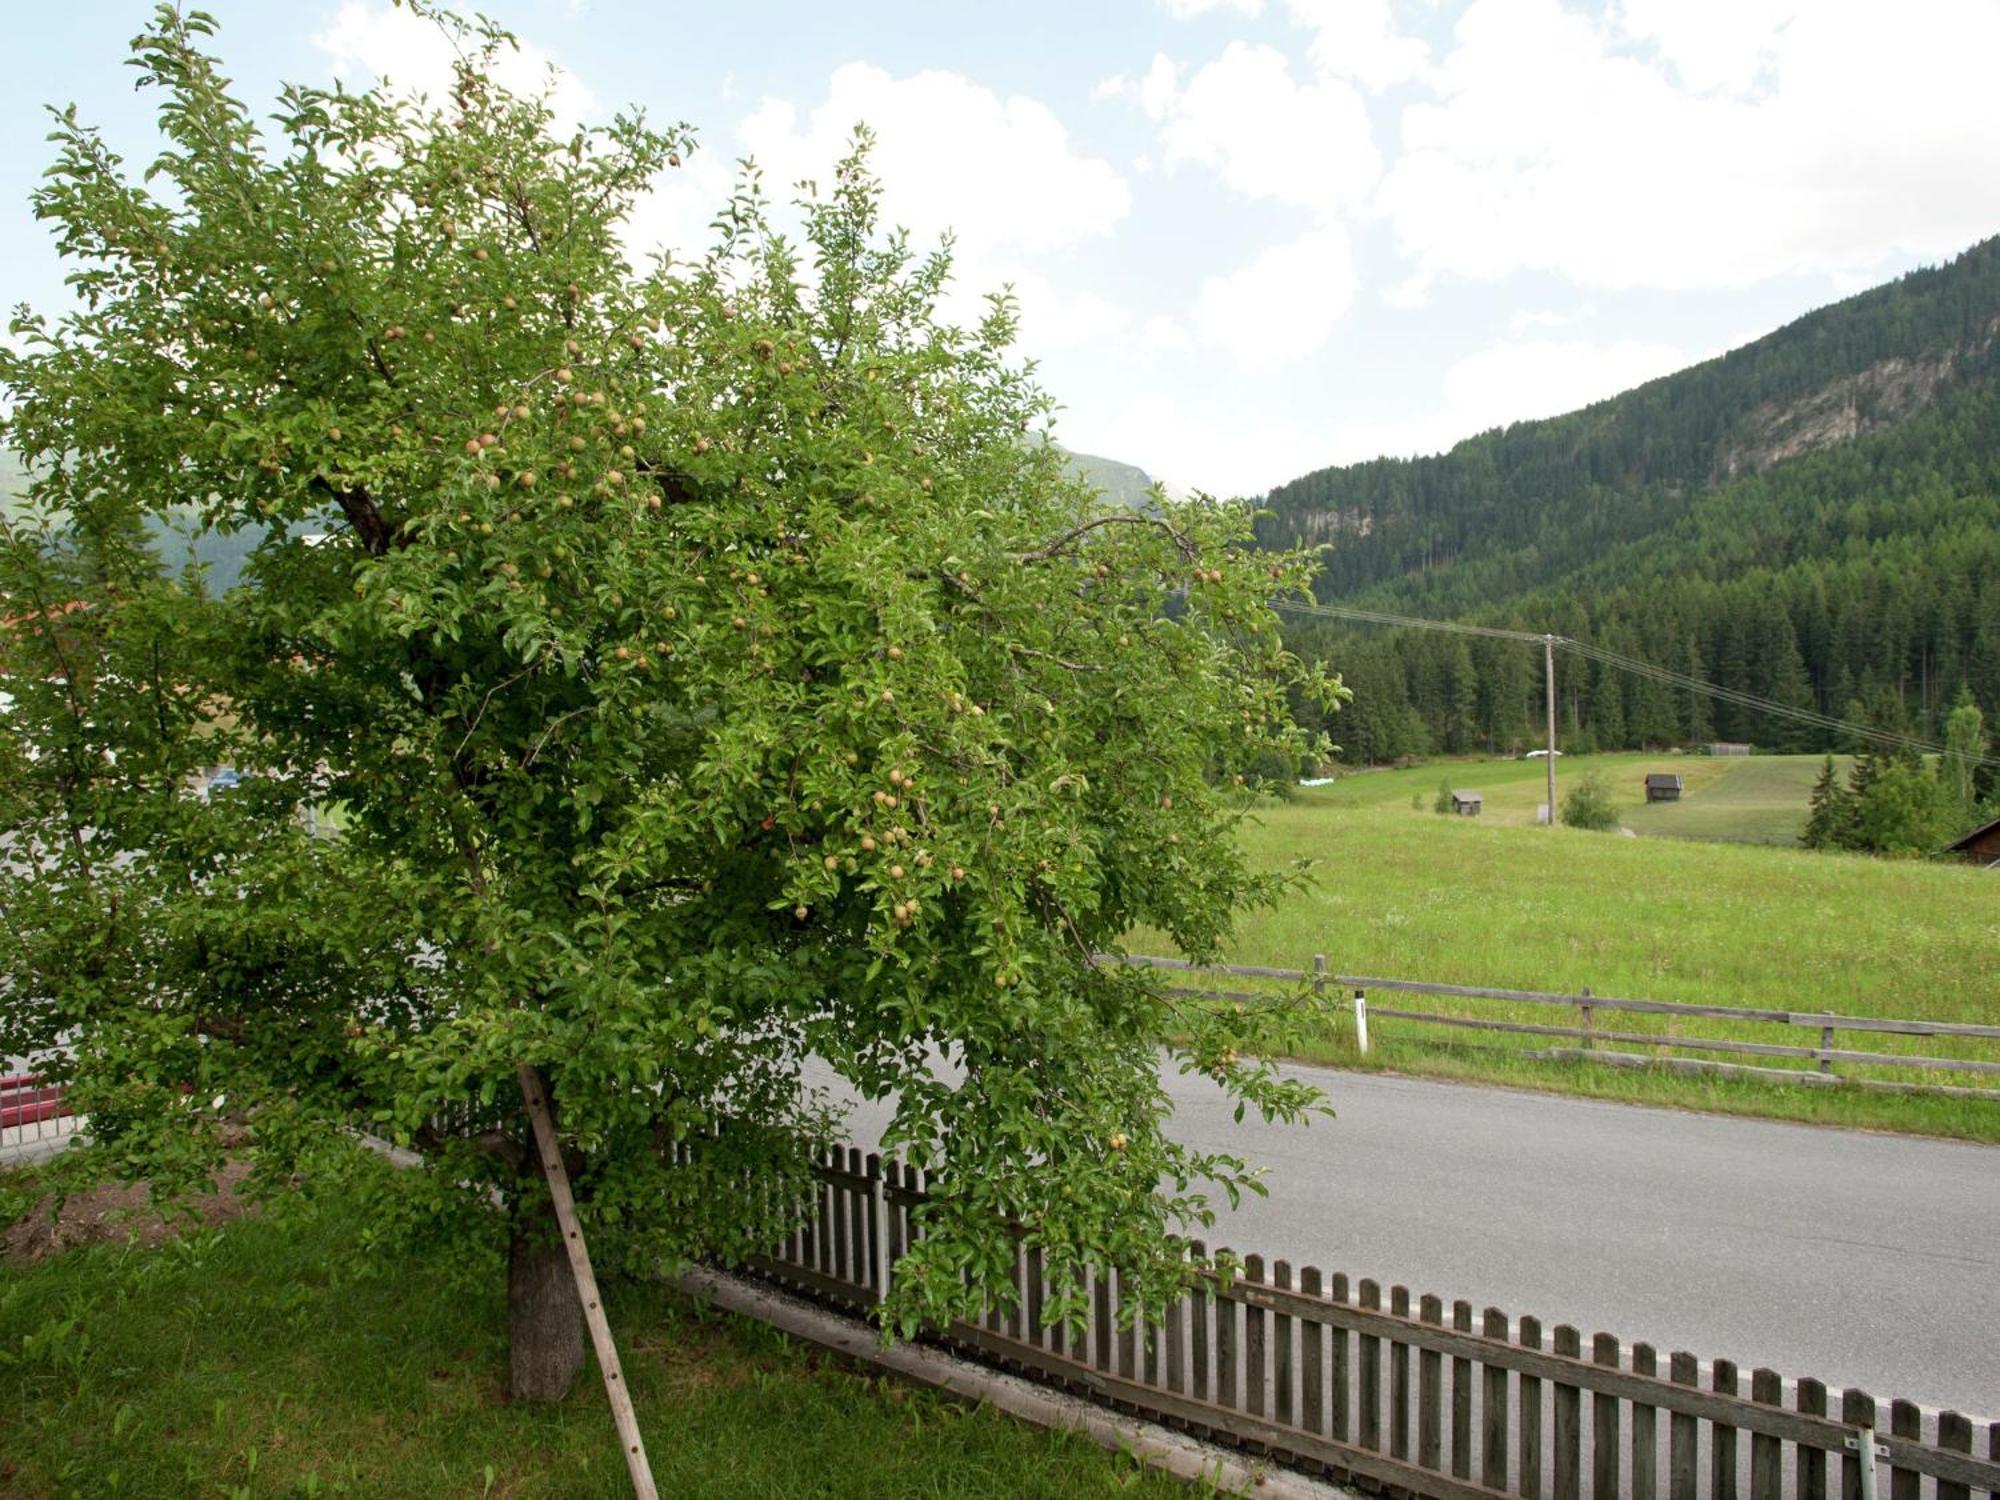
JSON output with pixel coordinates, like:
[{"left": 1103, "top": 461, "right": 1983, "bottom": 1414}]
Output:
[{"left": 1943, "top": 814, "right": 2000, "bottom": 869}]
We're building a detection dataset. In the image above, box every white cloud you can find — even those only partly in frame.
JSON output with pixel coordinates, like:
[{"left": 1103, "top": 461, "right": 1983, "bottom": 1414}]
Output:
[
  {"left": 1334, "top": 336, "right": 1695, "bottom": 461},
  {"left": 726, "top": 64, "right": 1132, "bottom": 354},
  {"left": 1139, "top": 43, "right": 1379, "bottom": 218},
  {"left": 1072, "top": 395, "right": 1332, "bottom": 498},
  {"left": 1614, "top": 0, "right": 1796, "bottom": 96},
  {"left": 617, "top": 151, "right": 740, "bottom": 265},
  {"left": 1379, "top": 0, "right": 2000, "bottom": 295},
  {"left": 313, "top": 2, "right": 596, "bottom": 133},
  {"left": 1140, "top": 315, "right": 1193, "bottom": 352},
  {"left": 1008, "top": 278, "right": 1132, "bottom": 352},
  {"left": 1508, "top": 303, "right": 1600, "bottom": 334},
  {"left": 1284, "top": 0, "right": 1430, "bottom": 91},
  {"left": 1159, "top": 0, "right": 1265, "bottom": 17},
  {"left": 1192, "top": 226, "right": 1357, "bottom": 365},
  {"left": 739, "top": 63, "right": 1129, "bottom": 259}
]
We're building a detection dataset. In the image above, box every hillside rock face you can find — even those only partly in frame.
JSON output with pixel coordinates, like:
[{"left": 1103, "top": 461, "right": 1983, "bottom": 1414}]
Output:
[{"left": 1717, "top": 352, "right": 1956, "bottom": 479}]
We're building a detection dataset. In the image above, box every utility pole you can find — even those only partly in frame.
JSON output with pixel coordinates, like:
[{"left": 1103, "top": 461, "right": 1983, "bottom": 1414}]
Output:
[{"left": 1544, "top": 634, "right": 1558, "bottom": 826}]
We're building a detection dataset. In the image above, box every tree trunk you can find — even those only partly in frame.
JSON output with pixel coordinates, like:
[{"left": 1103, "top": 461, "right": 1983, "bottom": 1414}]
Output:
[{"left": 508, "top": 1214, "right": 585, "bottom": 1403}]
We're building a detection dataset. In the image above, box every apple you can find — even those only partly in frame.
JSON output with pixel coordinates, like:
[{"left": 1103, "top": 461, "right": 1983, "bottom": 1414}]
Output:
[{"left": 1108, "top": 1132, "right": 1127, "bottom": 1152}]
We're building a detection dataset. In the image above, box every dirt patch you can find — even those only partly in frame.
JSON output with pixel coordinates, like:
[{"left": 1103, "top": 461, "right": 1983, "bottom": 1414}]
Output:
[{"left": 1, "top": 1158, "right": 255, "bottom": 1267}]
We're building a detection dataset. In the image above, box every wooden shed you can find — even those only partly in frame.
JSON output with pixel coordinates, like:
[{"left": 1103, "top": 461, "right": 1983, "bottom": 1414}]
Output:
[
  {"left": 1704, "top": 742, "right": 1752, "bottom": 756},
  {"left": 1450, "top": 790, "right": 1482, "bottom": 816},
  {"left": 1943, "top": 814, "right": 2000, "bottom": 869},
  {"left": 1644, "top": 773, "right": 1684, "bottom": 803}
]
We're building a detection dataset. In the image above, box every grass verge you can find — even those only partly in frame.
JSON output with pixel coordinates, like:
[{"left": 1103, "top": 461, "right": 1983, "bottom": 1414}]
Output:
[
  {"left": 0, "top": 1166, "right": 1188, "bottom": 1499},
  {"left": 1146, "top": 789, "right": 2000, "bottom": 1140}
]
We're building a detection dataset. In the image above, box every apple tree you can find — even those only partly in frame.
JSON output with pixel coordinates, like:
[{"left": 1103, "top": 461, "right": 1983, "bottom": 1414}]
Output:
[{"left": 0, "top": 4, "right": 1342, "bottom": 1401}]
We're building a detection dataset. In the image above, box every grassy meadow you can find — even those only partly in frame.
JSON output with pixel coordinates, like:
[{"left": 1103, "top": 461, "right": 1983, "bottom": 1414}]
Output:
[
  {"left": 1316, "top": 750, "right": 1845, "bottom": 843},
  {"left": 1145, "top": 768, "right": 2000, "bottom": 1139},
  {"left": 0, "top": 1167, "right": 1187, "bottom": 1500}
]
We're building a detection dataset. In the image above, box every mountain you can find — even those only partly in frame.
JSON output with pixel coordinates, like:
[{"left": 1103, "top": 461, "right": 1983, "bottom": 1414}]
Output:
[
  {"left": 1262, "top": 237, "right": 2000, "bottom": 767},
  {"left": 1061, "top": 447, "right": 1158, "bottom": 510}
]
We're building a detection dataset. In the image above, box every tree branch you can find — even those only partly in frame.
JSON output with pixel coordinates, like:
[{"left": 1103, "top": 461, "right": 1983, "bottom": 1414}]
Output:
[
  {"left": 311, "top": 477, "right": 393, "bottom": 557},
  {"left": 1012, "top": 513, "right": 1199, "bottom": 565}
]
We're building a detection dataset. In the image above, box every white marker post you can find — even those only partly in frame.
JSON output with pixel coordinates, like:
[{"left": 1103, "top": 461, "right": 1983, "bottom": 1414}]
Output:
[{"left": 1353, "top": 989, "right": 1370, "bottom": 1054}]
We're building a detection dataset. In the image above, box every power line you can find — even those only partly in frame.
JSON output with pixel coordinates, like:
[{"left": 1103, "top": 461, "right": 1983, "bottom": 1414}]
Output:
[
  {"left": 1270, "top": 598, "right": 1545, "bottom": 643},
  {"left": 1271, "top": 596, "right": 2000, "bottom": 769}
]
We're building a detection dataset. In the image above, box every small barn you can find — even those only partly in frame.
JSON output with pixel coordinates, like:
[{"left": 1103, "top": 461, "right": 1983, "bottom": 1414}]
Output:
[
  {"left": 1705, "top": 742, "right": 1752, "bottom": 756},
  {"left": 1451, "top": 790, "right": 1483, "bottom": 817},
  {"left": 1644, "top": 773, "right": 1684, "bottom": 803},
  {"left": 1943, "top": 815, "right": 2000, "bottom": 869}
]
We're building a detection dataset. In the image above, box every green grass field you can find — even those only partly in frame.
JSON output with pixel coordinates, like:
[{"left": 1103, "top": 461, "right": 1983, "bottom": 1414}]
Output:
[
  {"left": 1147, "top": 784, "right": 2000, "bottom": 1139},
  {"left": 1315, "top": 751, "right": 1846, "bottom": 843},
  {"left": 0, "top": 1169, "right": 1185, "bottom": 1499}
]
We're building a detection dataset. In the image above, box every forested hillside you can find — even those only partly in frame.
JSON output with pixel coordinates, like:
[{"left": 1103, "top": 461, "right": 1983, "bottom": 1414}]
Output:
[{"left": 1263, "top": 237, "right": 2000, "bottom": 769}]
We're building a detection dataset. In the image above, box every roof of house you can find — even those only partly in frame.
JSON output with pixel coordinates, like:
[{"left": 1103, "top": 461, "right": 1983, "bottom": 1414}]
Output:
[
  {"left": 1943, "top": 814, "right": 2000, "bottom": 853},
  {"left": 1452, "top": 790, "right": 1482, "bottom": 800},
  {"left": 1645, "top": 773, "right": 1684, "bottom": 786}
]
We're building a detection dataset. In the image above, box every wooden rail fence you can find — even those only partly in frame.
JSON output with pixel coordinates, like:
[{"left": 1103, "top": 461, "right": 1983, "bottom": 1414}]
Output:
[
  {"left": 744, "top": 1146, "right": 2000, "bottom": 1500},
  {"left": 1108, "top": 954, "right": 2000, "bottom": 1100}
]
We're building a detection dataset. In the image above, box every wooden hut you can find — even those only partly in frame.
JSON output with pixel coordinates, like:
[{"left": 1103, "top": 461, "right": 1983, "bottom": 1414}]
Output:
[
  {"left": 1943, "top": 814, "right": 2000, "bottom": 869},
  {"left": 1704, "top": 742, "right": 1752, "bottom": 756},
  {"left": 1644, "top": 773, "right": 1684, "bottom": 803},
  {"left": 1450, "top": 790, "right": 1482, "bottom": 817}
]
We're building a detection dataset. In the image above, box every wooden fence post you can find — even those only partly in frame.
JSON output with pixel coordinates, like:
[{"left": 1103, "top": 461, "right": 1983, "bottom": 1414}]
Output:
[
  {"left": 1796, "top": 1377, "right": 1827, "bottom": 1500},
  {"left": 1714, "top": 1358, "right": 1740, "bottom": 1500},
  {"left": 1358, "top": 1279, "right": 1382, "bottom": 1451},
  {"left": 1632, "top": 1342, "right": 1658, "bottom": 1500},
  {"left": 1390, "top": 1285, "right": 1412, "bottom": 1461},
  {"left": 1592, "top": 1332, "right": 1621, "bottom": 1498},
  {"left": 1752, "top": 1367, "right": 1783, "bottom": 1499},
  {"left": 1553, "top": 1324, "right": 1582, "bottom": 1500},
  {"left": 1485, "top": 1309, "right": 1512, "bottom": 1492},
  {"left": 1418, "top": 1293, "right": 1442, "bottom": 1471},
  {"left": 1840, "top": 1388, "right": 1875, "bottom": 1500},
  {"left": 1300, "top": 1266, "right": 1325, "bottom": 1438},
  {"left": 1520, "top": 1314, "right": 1545, "bottom": 1500},
  {"left": 1889, "top": 1399, "right": 1920, "bottom": 1500},
  {"left": 516, "top": 1065, "right": 659, "bottom": 1500},
  {"left": 1670, "top": 1351, "right": 1700, "bottom": 1500}
]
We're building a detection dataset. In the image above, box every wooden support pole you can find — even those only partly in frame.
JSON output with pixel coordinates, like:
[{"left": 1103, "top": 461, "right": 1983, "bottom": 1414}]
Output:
[
  {"left": 517, "top": 1064, "right": 660, "bottom": 1500},
  {"left": 1544, "top": 634, "right": 1558, "bottom": 826}
]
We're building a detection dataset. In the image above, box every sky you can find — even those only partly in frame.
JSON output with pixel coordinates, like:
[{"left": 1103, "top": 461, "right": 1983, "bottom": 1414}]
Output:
[{"left": 3, "top": 0, "right": 1998, "bottom": 497}]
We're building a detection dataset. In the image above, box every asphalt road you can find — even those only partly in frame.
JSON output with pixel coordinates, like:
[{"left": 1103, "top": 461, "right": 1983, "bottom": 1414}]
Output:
[{"left": 819, "top": 1060, "right": 2000, "bottom": 1418}]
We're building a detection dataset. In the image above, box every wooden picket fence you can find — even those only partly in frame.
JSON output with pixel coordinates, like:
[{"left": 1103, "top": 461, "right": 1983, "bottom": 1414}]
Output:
[
  {"left": 743, "top": 1146, "right": 2000, "bottom": 1500},
  {"left": 1111, "top": 954, "right": 2000, "bottom": 1100}
]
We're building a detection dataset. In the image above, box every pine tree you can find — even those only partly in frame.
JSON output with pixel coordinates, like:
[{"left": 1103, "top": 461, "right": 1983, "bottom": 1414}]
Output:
[
  {"left": 1802, "top": 755, "right": 1855, "bottom": 850},
  {"left": 1941, "top": 688, "right": 1986, "bottom": 815}
]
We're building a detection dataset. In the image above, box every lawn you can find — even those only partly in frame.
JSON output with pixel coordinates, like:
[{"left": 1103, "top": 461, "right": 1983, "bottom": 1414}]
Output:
[
  {"left": 1137, "top": 785, "right": 2000, "bottom": 1139},
  {"left": 0, "top": 1166, "right": 1188, "bottom": 1500},
  {"left": 1315, "top": 751, "right": 1846, "bottom": 843}
]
